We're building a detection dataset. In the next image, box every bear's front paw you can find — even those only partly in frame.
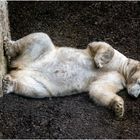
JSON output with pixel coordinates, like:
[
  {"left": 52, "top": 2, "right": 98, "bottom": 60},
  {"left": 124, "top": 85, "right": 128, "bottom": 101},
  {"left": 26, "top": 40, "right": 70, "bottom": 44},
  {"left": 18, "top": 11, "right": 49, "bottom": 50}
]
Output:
[
  {"left": 2, "top": 75, "right": 15, "bottom": 94},
  {"left": 95, "top": 60, "right": 104, "bottom": 68},
  {"left": 114, "top": 101, "right": 124, "bottom": 119},
  {"left": 111, "top": 96, "right": 124, "bottom": 119},
  {"left": 94, "top": 57, "right": 104, "bottom": 68}
]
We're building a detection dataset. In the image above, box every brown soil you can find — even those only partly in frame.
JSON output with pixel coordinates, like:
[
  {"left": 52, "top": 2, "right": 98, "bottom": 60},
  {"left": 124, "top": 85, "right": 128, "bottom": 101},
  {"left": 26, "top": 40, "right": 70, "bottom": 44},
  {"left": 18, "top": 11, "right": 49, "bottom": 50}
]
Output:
[{"left": 0, "top": 1, "right": 139, "bottom": 139}]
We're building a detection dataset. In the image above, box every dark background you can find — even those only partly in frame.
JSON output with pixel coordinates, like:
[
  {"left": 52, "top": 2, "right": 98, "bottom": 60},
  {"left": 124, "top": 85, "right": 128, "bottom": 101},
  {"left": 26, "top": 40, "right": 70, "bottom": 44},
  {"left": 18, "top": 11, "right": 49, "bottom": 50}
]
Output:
[{"left": 0, "top": 1, "right": 139, "bottom": 139}]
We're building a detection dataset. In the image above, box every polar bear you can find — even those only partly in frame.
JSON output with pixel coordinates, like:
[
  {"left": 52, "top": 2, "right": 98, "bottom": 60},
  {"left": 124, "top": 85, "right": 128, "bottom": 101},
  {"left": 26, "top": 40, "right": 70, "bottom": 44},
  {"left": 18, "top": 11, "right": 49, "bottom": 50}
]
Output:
[{"left": 2, "top": 32, "right": 140, "bottom": 118}]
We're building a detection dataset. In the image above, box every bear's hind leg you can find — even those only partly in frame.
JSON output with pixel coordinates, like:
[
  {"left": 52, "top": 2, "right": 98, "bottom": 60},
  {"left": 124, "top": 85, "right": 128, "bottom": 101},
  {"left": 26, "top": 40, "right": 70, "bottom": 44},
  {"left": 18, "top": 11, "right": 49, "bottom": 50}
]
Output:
[
  {"left": 4, "top": 32, "right": 55, "bottom": 66},
  {"left": 3, "top": 70, "right": 51, "bottom": 98}
]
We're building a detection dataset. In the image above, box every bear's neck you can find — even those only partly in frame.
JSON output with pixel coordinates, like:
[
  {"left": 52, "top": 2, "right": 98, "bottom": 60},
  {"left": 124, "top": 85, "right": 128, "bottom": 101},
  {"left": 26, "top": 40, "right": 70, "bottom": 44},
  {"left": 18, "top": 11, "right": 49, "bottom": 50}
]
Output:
[
  {"left": 122, "top": 58, "right": 139, "bottom": 83},
  {"left": 104, "top": 50, "right": 139, "bottom": 82}
]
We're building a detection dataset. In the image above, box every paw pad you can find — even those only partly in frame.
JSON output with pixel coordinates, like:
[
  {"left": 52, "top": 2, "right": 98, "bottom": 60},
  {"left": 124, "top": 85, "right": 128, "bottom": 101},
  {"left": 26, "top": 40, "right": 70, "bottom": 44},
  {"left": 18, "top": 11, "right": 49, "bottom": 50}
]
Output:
[
  {"left": 114, "top": 101, "right": 124, "bottom": 118},
  {"left": 111, "top": 97, "right": 124, "bottom": 119}
]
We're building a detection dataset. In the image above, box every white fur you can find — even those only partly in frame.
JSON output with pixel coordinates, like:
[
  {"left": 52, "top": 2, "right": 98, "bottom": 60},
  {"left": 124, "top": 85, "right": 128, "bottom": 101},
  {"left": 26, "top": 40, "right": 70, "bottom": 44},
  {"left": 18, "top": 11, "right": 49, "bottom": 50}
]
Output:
[{"left": 3, "top": 33, "right": 140, "bottom": 117}]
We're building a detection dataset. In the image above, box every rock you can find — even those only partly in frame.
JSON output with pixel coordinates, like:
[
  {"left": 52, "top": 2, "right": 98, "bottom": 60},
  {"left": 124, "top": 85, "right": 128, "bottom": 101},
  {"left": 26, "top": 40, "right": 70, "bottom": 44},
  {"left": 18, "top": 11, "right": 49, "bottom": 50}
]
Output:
[{"left": 0, "top": 0, "right": 11, "bottom": 97}]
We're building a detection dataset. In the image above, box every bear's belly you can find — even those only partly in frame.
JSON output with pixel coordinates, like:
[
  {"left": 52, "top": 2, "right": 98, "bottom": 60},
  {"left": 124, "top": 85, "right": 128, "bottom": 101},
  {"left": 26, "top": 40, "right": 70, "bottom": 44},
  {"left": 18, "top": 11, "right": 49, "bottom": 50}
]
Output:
[
  {"left": 45, "top": 58, "right": 96, "bottom": 96},
  {"left": 29, "top": 49, "right": 97, "bottom": 96}
]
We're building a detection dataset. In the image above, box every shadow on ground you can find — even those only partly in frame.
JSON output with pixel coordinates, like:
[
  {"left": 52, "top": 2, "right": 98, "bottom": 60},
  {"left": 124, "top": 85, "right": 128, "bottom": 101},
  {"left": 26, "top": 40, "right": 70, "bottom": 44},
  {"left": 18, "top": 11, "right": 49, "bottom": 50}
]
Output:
[{"left": 0, "top": 1, "right": 140, "bottom": 139}]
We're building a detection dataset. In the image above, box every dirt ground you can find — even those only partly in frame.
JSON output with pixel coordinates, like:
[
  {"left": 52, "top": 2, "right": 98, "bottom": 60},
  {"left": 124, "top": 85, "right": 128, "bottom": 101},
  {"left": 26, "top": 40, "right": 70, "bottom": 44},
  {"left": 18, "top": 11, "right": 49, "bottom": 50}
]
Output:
[{"left": 0, "top": 1, "right": 140, "bottom": 139}]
